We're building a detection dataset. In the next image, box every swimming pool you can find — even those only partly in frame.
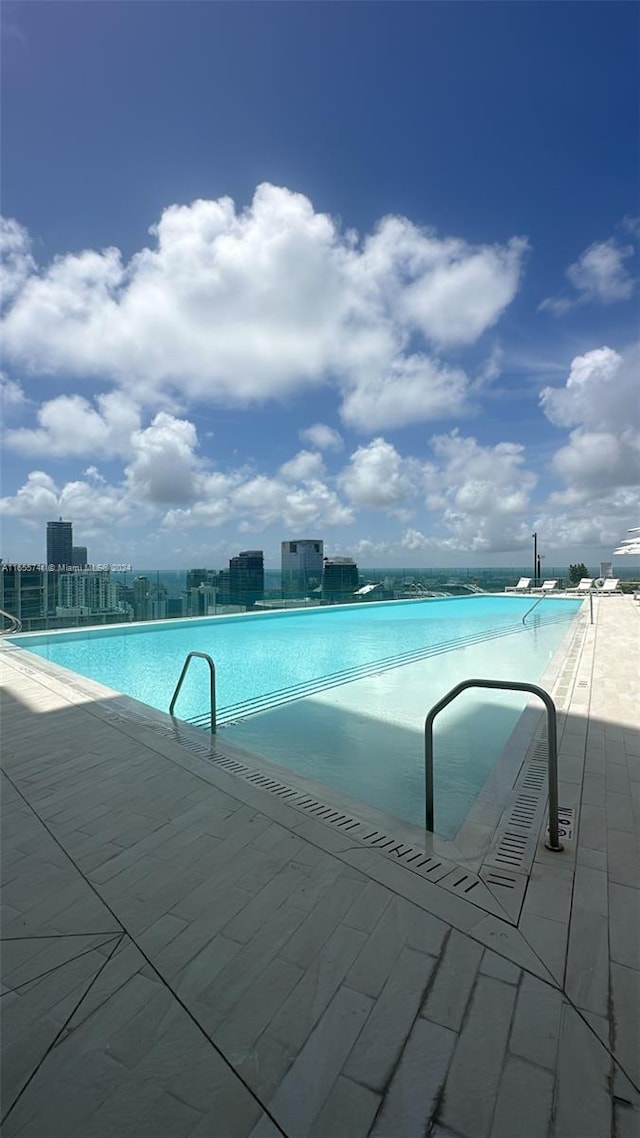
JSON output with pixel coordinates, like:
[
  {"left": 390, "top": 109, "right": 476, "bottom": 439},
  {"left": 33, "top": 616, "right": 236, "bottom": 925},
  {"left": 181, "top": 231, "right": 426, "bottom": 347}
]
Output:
[{"left": 11, "top": 595, "right": 582, "bottom": 837}]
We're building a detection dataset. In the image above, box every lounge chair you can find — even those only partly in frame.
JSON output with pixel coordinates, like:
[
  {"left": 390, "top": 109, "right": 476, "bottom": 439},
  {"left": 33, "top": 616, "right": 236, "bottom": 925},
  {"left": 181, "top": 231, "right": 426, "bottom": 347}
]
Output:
[
  {"left": 505, "top": 577, "right": 531, "bottom": 593},
  {"left": 598, "top": 578, "right": 621, "bottom": 595},
  {"left": 531, "top": 579, "right": 558, "bottom": 594},
  {"left": 569, "top": 578, "right": 594, "bottom": 593}
]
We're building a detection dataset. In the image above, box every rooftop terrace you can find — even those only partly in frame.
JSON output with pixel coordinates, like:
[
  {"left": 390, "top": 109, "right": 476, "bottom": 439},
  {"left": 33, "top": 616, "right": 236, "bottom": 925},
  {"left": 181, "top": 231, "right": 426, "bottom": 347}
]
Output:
[{"left": 1, "top": 594, "right": 639, "bottom": 1137}]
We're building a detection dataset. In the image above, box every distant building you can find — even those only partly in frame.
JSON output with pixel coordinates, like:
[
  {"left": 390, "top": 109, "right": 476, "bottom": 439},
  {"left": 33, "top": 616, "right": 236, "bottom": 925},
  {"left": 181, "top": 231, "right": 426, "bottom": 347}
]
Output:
[
  {"left": 130, "top": 576, "right": 167, "bottom": 621},
  {"left": 46, "top": 519, "right": 73, "bottom": 570},
  {"left": 185, "top": 568, "right": 214, "bottom": 591},
  {"left": 56, "top": 571, "right": 120, "bottom": 615},
  {"left": 71, "top": 546, "right": 88, "bottom": 568},
  {"left": 229, "top": 550, "right": 264, "bottom": 607},
  {"left": 321, "top": 557, "right": 359, "bottom": 603},
  {"left": 0, "top": 566, "right": 55, "bottom": 624},
  {"left": 281, "top": 540, "right": 323, "bottom": 596}
]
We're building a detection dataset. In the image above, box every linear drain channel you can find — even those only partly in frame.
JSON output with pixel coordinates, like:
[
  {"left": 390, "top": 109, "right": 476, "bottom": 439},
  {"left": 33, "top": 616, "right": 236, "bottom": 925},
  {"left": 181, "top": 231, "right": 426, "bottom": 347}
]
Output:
[{"left": 103, "top": 708, "right": 513, "bottom": 920}]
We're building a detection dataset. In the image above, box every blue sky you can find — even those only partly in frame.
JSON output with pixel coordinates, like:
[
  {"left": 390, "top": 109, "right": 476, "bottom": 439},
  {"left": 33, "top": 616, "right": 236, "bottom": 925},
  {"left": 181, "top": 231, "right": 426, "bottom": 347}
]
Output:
[{"left": 1, "top": 1, "right": 638, "bottom": 570}]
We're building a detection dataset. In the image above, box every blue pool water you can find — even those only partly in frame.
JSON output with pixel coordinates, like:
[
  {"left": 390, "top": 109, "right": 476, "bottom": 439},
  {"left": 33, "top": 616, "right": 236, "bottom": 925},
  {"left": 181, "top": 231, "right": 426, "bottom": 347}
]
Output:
[{"left": 12, "top": 596, "right": 582, "bottom": 836}]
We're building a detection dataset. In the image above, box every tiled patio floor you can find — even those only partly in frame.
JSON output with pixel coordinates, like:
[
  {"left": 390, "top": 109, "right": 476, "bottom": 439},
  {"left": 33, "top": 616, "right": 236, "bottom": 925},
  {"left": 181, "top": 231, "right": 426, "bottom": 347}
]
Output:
[{"left": 1, "top": 596, "right": 639, "bottom": 1137}]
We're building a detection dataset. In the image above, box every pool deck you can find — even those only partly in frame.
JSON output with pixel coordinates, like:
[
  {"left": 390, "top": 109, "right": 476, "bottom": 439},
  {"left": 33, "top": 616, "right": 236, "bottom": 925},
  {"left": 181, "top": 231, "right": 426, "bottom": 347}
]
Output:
[{"left": 1, "top": 595, "right": 639, "bottom": 1137}]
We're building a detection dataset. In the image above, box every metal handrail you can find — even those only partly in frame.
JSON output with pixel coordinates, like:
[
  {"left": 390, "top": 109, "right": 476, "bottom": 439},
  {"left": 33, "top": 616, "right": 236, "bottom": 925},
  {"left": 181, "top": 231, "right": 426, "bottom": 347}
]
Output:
[
  {"left": 170, "top": 652, "right": 216, "bottom": 733},
  {"left": 0, "top": 609, "right": 22, "bottom": 636},
  {"left": 521, "top": 596, "right": 545, "bottom": 625},
  {"left": 424, "top": 678, "right": 563, "bottom": 851}
]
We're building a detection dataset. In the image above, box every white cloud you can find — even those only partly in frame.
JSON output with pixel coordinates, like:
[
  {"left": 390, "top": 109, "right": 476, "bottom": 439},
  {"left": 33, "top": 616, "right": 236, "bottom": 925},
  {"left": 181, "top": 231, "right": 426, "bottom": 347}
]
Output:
[
  {"left": 401, "top": 528, "right": 432, "bottom": 552},
  {"left": 0, "top": 471, "right": 59, "bottom": 519},
  {"left": 339, "top": 438, "right": 418, "bottom": 509},
  {"left": 0, "top": 374, "right": 27, "bottom": 410},
  {"left": 394, "top": 233, "right": 527, "bottom": 347},
  {"left": 1, "top": 185, "right": 527, "bottom": 431},
  {"left": 340, "top": 354, "right": 470, "bottom": 432},
  {"left": 541, "top": 344, "right": 640, "bottom": 497},
  {"left": 0, "top": 468, "right": 129, "bottom": 530},
  {"left": 551, "top": 430, "right": 640, "bottom": 491},
  {"left": 229, "top": 475, "right": 353, "bottom": 530},
  {"left": 299, "top": 423, "right": 343, "bottom": 451},
  {"left": 540, "top": 237, "right": 635, "bottom": 314},
  {"left": 0, "top": 218, "right": 35, "bottom": 307},
  {"left": 5, "top": 392, "right": 141, "bottom": 457},
  {"left": 416, "top": 431, "right": 537, "bottom": 552},
  {"left": 622, "top": 215, "right": 640, "bottom": 240},
  {"left": 279, "top": 449, "right": 325, "bottom": 482},
  {"left": 124, "top": 413, "right": 203, "bottom": 505},
  {"left": 567, "top": 240, "right": 634, "bottom": 302}
]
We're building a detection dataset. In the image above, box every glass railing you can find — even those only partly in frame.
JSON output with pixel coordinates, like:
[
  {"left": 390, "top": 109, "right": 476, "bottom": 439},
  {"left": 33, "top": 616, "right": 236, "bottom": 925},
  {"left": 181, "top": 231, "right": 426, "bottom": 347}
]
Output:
[{"left": 1, "top": 565, "right": 638, "bottom": 635}]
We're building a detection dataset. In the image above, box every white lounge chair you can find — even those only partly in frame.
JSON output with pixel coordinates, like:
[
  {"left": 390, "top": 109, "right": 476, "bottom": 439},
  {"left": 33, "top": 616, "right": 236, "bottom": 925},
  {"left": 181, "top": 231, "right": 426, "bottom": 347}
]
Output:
[
  {"left": 532, "top": 579, "right": 558, "bottom": 594},
  {"left": 569, "top": 578, "right": 594, "bottom": 593},
  {"left": 599, "top": 578, "right": 621, "bottom": 595},
  {"left": 505, "top": 577, "right": 531, "bottom": 593}
]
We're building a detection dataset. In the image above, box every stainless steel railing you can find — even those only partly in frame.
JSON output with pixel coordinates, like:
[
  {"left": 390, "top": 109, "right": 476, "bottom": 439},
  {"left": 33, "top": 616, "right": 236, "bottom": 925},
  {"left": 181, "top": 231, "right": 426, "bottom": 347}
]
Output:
[
  {"left": 424, "top": 678, "right": 563, "bottom": 851},
  {"left": 170, "top": 651, "right": 216, "bottom": 733},
  {"left": 0, "top": 609, "right": 22, "bottom": 636}
]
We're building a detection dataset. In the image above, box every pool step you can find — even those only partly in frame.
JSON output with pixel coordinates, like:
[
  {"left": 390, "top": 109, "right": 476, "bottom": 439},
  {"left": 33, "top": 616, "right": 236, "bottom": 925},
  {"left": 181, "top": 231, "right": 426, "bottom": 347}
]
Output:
[{"left": 185, "top": 610, "right": 573, "bottom": 729}]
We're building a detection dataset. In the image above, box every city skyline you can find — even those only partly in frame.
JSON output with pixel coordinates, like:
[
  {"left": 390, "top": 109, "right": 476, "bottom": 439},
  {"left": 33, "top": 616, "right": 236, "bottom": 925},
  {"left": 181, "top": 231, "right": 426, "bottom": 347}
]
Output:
[{"left": 1, "top": 3, "right": 638, "bottom": 570}]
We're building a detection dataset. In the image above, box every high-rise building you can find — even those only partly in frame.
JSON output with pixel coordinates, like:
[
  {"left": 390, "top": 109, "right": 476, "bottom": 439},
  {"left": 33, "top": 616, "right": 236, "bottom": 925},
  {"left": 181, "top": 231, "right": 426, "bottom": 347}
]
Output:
[
  {"left": 130, "top": 576, "right": 167, "bottom": 621},
  {"left": 46, "top": 519, "right": 73, "bottom": 570},
  {"left": 0, "top": 566, "right": 54, "bottom": 625},
  {"left": 71, "top": 546, "right": 88, "bottom": 568},
  {"left": 229, "top": 550, "right": 264, "bottom": 607},
  {"left": 321, "top": 557, "right": 359, "bottom": 603},
  {"left": 56, "top": 571, "right": 119, "bottom": 614},
  {"left": 281, "top": 540, "right": 323, "bottom": 596}
]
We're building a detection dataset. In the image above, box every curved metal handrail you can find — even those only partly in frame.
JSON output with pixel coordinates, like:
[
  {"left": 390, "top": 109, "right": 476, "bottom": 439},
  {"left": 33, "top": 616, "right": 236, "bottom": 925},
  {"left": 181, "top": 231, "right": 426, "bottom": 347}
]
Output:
[
  {"left": 424, "top": 678, "right": 563, "bottom": 851},
  {"left": 170, "top": 652, "right": 216, "bottom": 733},
  {"left": 521, "top": 596, "right": 546, "bottom": 625},
  {"left": 0, "top": 609, "right": 22, "bottom": 636}
]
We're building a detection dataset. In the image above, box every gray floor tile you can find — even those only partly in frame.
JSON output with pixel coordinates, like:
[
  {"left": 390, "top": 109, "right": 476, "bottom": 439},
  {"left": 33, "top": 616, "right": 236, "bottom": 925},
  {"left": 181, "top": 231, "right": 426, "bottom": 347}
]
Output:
[
  {"left": 420, "top": 929, "right": 482, "bottom": 1031},
  {"left": 343, "top": 945, "right": 437, "bottom": 1092},
  {"left": 369, "top": 1017, "right": 457, "bottom": 1137},
  {"left": 491, "top": 1056, "right": 553, "bottom": 1138},
  {"left": 266, "top": 985, "right": 373, "bottom": 1137},
  {"left": 439, "top": 974, "right": 517, "bottom": 1138},
  {"left": 553, "top": 1003, "right": 612, "bottom": 1138},
  {"left": 309, "top": 1075, "right": 380, "bottom": 1138},
  {"left": 508, "top": 973, "right": 563, "bottom": 1071}
]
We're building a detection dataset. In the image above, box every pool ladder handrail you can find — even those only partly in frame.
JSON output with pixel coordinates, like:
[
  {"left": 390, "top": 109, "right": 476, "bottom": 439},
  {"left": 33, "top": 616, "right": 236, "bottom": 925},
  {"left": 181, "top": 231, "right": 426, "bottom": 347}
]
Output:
[
  {"left": 170, "top": 651, "right": 216, "bottom": 733},
  {"left": 521, "top": 596, "right": 546, "bottom": 625},
  {"left": 0, "top": 609, "right": 22, "bottom": 636},
  {"left": 424, "top": 678, "right": 563, "bottom": 851}
]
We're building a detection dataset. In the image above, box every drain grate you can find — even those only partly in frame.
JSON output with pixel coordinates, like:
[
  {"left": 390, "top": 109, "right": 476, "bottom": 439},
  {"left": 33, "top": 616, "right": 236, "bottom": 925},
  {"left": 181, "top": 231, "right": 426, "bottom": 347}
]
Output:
[
  {"left": 101, "top": 705, "right": 515, "bottom": 920},
  {"left": 494, "top": 830, "right": 529, "bottom": 868},
  {"left": 507, "top": 794, "right": 539, "bottom": 829},
  {"left": 521, "top": 766, "right": 547, "bottom": 792}
]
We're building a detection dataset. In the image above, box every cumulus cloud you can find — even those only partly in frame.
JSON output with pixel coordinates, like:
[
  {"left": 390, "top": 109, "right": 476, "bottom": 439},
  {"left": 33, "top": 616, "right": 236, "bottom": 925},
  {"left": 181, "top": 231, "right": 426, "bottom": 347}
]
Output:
[
  {"left": 5, "top": 392, "right": 141, "bottom": 457},
  {"left": 299, "top": 423, "right": 343, "bottom": 451},
  {"left": 124, "top": 413, "right": 203, "bottom": 505},
  {"left": 340, "top": 354, "right": 470, "bottom": 432},
  {"left": 338, "top": 438, "right": 419, "bottom": 509},
  {"left": 540, "top": 238, "right": 636, "bottom": 315},
  {"left": 541, "top": 344, "right": 640, "bottom": 497},
  {"left": 0, "top": 374, "right": 28, "bottom": 411},
  {"left": 0, "top": 218, "right": 36, "bottom": 307},
  {"left": 1, "top": 185, "right": 527, "bottom": 431},
  {"left": 411, "top": 431, "right": 538, "bottom": 552},
  {"left": 279, "top": 449, "right": 325, "bottom": 482},
  {"left": 0, "top": 468, "right": 129, "bottom": 529}
]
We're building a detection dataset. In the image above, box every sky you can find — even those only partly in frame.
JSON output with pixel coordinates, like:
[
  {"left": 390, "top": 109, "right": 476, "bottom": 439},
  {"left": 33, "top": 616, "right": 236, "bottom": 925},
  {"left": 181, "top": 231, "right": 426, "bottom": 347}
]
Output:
[{"left": 1, "top": 1, "right": 638, "bottom": 571}]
